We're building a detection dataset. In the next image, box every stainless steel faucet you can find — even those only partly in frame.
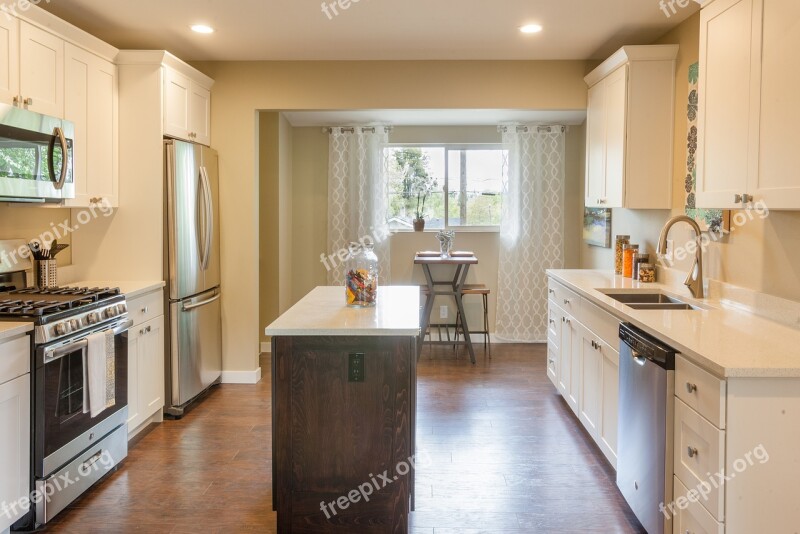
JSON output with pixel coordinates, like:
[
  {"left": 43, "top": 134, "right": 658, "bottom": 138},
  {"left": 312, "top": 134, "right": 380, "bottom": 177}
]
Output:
[{"left": 657, "top": 215, "right": 704, "bottom": 299}]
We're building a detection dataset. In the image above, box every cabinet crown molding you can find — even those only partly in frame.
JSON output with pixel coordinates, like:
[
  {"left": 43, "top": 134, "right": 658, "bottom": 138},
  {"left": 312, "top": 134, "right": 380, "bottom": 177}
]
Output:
[
  {"left": 116, "top": 50, "right": 214, "bottom": 89},
  {"left": 584, "top": 44, "right": 679, "bottom": 88}
]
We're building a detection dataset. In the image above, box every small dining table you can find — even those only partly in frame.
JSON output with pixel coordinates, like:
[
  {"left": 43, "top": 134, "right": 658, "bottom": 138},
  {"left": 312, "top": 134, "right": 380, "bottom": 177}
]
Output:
[{"left": 414, "top": 252, "right": 479, "bottom": 364}]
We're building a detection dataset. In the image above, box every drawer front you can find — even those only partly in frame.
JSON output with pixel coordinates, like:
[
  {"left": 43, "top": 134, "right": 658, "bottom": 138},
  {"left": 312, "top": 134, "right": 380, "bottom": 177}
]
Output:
[
  {"left": 676, "top": 355, "right": 726, "bottom": 428},
  {"left": 546, "top": 346, "right": 558, "bottom": 388},
  {"left": 672, "top": 476, "right": 724, "bottom": 534},
  {"left": 0, "top": 335, "right": 30, "bottom": 385},
  {"left": 547, "top": 302, "right": 561, "bottom": 347},
  {"left": 674, "top": 398, "right": 725, "bottom": 521},
  {"left": 548, "top": 278, "right": 581, "bottom": 317},
  {"left": 581, "top": 299, "right": 621, "bottom": 350},
  {"left": 127, "top": 289, "right": 164, "bottom": 327}
]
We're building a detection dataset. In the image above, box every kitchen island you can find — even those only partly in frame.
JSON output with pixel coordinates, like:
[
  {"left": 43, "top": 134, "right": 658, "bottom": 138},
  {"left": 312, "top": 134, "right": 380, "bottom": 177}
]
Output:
[{"left": 265, "top": 286, "right": 420, "bottom": 534}]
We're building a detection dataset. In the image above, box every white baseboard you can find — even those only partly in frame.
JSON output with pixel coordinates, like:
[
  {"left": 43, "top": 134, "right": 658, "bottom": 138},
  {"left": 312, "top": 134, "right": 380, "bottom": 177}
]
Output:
[
  {"left": 260, "top": 341, "right": 271, "bottom": 353},
  {"left": 221, "top": 366, "right": 262, "bottom": 384}
]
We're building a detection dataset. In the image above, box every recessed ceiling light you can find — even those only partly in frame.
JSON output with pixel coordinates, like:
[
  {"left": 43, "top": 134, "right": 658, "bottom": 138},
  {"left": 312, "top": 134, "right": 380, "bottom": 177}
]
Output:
[
  {"left": 191, "top": 24, "right": 214, "bottom": 34},
  {"left": 520, "top": 24, "right": 543, "bottom": 34}
]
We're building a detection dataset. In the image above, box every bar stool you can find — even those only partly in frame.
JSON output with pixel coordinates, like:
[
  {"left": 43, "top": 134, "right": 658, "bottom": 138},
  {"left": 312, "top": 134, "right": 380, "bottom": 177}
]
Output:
[{"left": 454, "top": 286, "right": 491, "bottom": 358}]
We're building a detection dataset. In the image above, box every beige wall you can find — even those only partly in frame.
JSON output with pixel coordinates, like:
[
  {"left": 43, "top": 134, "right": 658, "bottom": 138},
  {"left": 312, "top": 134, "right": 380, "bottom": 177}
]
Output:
[
  {"left": 278, "top": 114, "right": 293, "bottom": 313},
  {"left": 580, "top": 13, "right": 800, "bottom": 303},
  {"left": 193, "top": 60, "right": 592, "bottom": 368},
  {"left": 0, "top": 207, "right": 74, "bottom": 270},
  {"left": 259, "top": 113, "right": 280, "bottom": 343}
]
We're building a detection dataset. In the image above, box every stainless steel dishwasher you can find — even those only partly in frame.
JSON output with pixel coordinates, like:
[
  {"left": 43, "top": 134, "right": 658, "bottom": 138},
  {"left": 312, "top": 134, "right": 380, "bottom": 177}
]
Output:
[{"left": 617, "top": 323, "right": 676, "bottom": 534}]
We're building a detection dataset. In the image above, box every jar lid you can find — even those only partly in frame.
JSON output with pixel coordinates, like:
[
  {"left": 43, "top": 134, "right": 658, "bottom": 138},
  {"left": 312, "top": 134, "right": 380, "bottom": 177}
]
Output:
[
  {"left": 634, "top": 253, "right": 650, "bottom": 259},
  {"left": 616, "top": 235, "right": 630, "bottom": 240},
  {"left": 623, "top": 243, "right": 639, "bottom": 249},
  {"left": 639, "top": 263, "right": 654, "bottom": 268}
]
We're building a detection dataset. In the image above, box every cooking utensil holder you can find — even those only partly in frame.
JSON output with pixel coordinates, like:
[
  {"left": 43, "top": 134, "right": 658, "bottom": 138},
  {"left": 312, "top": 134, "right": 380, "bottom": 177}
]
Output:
[{"left": 35, "top": 260, "right": 58, "bottom": 288}]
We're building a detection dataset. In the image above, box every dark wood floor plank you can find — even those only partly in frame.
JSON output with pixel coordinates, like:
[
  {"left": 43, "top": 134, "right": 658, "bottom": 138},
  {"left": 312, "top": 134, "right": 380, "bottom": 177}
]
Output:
[{"left": 45, "top": 343, "right": 642, "bottom": 533}]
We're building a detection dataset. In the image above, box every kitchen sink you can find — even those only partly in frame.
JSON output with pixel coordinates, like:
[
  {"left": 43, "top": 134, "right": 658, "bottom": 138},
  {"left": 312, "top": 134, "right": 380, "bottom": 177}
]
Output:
[
  {"left": 597, "top": 290, "right": 704, "bottom": 310},
  {"left": 627, "top": 303, "right": 701, "bottom": 311},
  {"left": 603, "top": 293, "right": 684, "bottom": 304}
]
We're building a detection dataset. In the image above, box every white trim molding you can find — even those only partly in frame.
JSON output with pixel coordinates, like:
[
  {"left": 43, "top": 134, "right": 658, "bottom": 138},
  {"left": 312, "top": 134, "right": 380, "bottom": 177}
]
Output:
[{"left": 221, "top": 366, "right": 262, "bottom": 384}]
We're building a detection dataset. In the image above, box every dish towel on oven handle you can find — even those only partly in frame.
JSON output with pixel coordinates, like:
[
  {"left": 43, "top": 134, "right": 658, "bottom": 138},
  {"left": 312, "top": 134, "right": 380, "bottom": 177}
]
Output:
[{"left": 84, "top": 330, "right": 116, "bottom": 418}]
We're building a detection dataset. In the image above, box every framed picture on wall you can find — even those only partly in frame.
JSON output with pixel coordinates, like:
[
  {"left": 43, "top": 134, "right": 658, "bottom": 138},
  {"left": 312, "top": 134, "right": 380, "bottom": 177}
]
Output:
[{"left": 583, "top": 207, "right": 612, "bottom": 248}]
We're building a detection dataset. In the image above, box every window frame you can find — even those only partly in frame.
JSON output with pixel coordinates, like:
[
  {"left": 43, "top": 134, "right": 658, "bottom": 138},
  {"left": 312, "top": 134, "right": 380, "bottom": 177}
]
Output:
[{"left": 385, "top": 142, "right": 506, "bottom": 233}]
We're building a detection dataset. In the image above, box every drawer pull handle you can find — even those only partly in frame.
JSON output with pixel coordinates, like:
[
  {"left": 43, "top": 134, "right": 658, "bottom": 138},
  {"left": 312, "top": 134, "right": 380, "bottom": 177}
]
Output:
[
  {"left": 564, "top": 318, "right": 571, "bottom": 325},
  {"left": 687, "top": 446, "right": 698, "bottom": 458},
  {"left": 548, "top": 288, "right": 555, "bottom": 295},
  {"left": 548, "top": 358, "right": 555, "bottom": 364},
  {"left": 141, "top": 306, "right": 149, "bottom": 313},
  {"left": 686, "top": 382, "right": 697, "bottom": 393},
  {"left": 549, "top": 318, "right": 555, "bottom": 325},
  {"left": 563, "top": 298, "right": 570, "bottom": 305}
]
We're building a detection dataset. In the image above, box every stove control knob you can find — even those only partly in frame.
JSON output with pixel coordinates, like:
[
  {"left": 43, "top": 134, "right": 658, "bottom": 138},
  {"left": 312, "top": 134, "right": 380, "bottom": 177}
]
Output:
[
  {"left": 70, "top": 319, "right": 81, "bottom": 331},
  {"left": 117, "top": 303, "right": 127, "bottom": 314},
  {"left": 104, "top": 307, "right": 117, "bottom": 319},
  {"left": 87, "top": 312, "right": 100, "bottom": 324},
  {"left": 54, "top": 322, "right": 69, "bottom": 336}
]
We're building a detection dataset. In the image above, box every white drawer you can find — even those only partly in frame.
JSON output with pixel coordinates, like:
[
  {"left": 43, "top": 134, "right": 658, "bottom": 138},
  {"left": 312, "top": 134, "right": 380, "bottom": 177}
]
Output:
[
  {"left": 0, "top": 335, "right": 30, "bottom": 385},
  {"left": 674, "top": 398, "right": 725, "bottom": 522},
  {"left": 672, "top": 476, "right": 724, "bottom": 534},
  {"left": 581, "top": 298, "right": 621, "bottom": 350},
  {"left": 547, "top": 302, "right": 560, "bottom": 347},
  {"left": 127, "top": 289, "right": 164, "bottom": 327},
  {"left": 676, "top": 355, "right": 726, "bottom": 429},
  {"left": 548, "top": 278, "right": 580, "bottom": 316}
]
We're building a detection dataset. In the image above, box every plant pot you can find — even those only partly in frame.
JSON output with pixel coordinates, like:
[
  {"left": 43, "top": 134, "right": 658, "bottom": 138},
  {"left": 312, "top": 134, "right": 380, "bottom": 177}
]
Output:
[{"left": 412, "top": 218, "right": 425, "bottom": 232}]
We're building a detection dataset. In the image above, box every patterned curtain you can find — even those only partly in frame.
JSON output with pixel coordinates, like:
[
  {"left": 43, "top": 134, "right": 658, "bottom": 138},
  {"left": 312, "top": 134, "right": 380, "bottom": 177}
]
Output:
[
  {"left": 495, "top": 126, "right": 565, "bottom": 342},
  {"left": 327, "top": 127, "right": 391, "bottom": 285}
]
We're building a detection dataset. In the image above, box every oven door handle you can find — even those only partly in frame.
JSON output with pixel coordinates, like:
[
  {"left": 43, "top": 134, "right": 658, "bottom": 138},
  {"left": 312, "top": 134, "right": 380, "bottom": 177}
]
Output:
[{"left": 44, "top": 319, "right": 134, "bottom": 362}]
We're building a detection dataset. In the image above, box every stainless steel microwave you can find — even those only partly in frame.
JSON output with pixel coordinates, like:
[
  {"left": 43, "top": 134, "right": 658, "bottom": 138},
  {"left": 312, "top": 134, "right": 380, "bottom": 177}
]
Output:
[{"left": 0, "top": 103, "right": 74, "bottom": 203}]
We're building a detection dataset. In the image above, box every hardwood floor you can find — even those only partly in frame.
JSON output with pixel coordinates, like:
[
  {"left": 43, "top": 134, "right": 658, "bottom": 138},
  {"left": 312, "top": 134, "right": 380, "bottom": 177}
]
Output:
[{"left": 45, "top": 343, "right": 643, "bottom": 533}]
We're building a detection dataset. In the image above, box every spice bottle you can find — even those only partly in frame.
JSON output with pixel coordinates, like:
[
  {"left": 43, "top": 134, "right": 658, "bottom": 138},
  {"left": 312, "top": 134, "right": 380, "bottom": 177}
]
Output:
[
  {"left": 615, "top": 235, "right": 630, "bottom": 275},
  {"left": 638, "top": 263, "right": 656, "bottom": 283},
  {"left": 632, "top": 253, "right": 650, "bottom": 281},
  {"left": 623, "top": 244, "right": 639, "bottom": 278}
]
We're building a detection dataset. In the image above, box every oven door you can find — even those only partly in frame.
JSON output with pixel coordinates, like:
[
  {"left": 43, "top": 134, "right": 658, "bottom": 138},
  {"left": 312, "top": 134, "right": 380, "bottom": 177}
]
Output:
[{"left": 34, "top": 319, "right": 131, "bottom": 478}]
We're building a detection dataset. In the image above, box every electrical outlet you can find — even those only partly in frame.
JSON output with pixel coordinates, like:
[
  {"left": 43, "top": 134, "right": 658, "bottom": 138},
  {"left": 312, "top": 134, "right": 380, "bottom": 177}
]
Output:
[
  {"left": 348, "top": 353, "right": 365, "bottom": 382},
  {"left": 439, "top": 305, "right": 448, "bottom": 319},
  {"left": 666, "top": 239, "right": 675, "bottom": 263}
]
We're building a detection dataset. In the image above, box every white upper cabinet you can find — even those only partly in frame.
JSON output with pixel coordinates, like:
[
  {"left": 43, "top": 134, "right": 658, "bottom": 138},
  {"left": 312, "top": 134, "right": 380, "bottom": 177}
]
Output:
[
  {"left": 0, "top": 18, "right": 64, "bottom": 116},
  {"left": 584, "top": 45, "right": 678, "bottom": 209},
  {"left": 64, "top": 43, "right": 118, "bottom": 208},
  {"left": 19, "top": 21, "right": 64, "bottom": 117},
  {"left": 164, "top": 65, "right": 212, "bottom": 146},
  {"left": 698, "top": 0, "right": 800, "bottom": 209},
  {"left": 0, "top": 16, "right": 19, "bottom": 105}
]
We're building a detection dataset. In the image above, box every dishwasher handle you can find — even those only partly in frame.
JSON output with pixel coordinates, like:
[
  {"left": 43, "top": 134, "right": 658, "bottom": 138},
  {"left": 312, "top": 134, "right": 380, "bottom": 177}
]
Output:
[{"left": 630, "top": 349, "right": 648, "bottom": 367}]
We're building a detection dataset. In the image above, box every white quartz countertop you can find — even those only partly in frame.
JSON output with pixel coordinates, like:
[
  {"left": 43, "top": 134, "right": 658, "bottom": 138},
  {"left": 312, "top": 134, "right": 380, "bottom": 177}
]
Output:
[
  {"left": 67, "top": 280, "right": 165, "bottom": 300},
  {"left": 548, "top": 269, "right": 800, "bottom": 378},
  {"left": 0, "top": 322, "right": 33, "bottom": 342},
  {"left": 265, "top": 286, "right": 420, "bottom": 337}
]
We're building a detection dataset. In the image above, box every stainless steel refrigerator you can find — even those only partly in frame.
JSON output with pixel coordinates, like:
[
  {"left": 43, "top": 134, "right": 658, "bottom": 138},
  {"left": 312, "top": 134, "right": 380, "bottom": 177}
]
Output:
[{"left": 164, "top": 139, "right": 222, "bottom": 417}]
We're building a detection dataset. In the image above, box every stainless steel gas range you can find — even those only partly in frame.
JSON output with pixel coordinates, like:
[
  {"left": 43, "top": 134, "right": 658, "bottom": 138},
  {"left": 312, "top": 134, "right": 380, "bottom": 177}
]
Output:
[{"left": 0, "top": 247, "right": 130, "bottom": 529}]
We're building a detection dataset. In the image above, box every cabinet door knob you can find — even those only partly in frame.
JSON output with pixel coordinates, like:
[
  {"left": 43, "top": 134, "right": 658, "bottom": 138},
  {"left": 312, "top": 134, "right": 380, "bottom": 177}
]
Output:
[
  {"left": 734, "top": 194, "right": 743, "bottom": 203},
  {"left": 548, "top": 288, "right": 555, "bottom": 295},
  {"left": 686, "top": 382, "right": 697, "bottom": 393},
  {"left": 23, "top": 97, "right": 33, "bottom": 106},
  {"left": 742, "top": 193, "right": 753, "bottom": 203},
  {"left": 563, "top": 298, "right": 570, "bottom": 305},
  {"left": 142, "top": 306, "right": 149, "bottom": 313},
  {"left": 687, "top": 446, "right": 698, "bottom": 458},
  {"left": 564, "top": 318, "right": 571, "bottom": 325}
]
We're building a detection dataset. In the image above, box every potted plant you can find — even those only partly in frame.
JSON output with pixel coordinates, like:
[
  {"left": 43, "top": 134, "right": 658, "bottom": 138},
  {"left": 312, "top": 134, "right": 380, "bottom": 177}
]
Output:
[
  {"left": 392, "top": 149, "right": 436, "bottom": 232},
  {"left": 413, "top": 192, "right": 427, "bottom": 231}
]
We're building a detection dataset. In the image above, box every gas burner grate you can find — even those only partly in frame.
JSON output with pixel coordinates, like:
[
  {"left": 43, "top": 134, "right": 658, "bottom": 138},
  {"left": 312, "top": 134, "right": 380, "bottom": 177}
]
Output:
[{"left": 0, "top": 299, "right": 70, "bottom": 316}]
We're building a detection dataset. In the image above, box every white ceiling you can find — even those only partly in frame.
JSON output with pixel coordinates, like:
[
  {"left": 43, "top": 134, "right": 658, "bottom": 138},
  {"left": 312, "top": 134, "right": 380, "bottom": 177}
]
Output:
[
  {"left": 40, "top": 0, "right": 699, "bottom": 61},
  {"left": 282, "top": 109, "right": 587, "bottom": 127}
]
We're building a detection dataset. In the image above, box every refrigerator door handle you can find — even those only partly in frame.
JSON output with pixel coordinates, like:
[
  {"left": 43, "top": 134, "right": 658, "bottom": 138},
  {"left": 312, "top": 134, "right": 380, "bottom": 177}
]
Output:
[
  {"left": 182, "top": 292, "right": 220, "bottom": 312},
  {"left": 199, "top": 166, "right": 213, "bottom": 271}
]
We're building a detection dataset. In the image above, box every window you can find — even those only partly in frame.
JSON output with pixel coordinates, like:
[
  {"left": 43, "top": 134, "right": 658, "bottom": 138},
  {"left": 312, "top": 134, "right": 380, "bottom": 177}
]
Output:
[{"left": 385, "top": 145, "right": 507, "bottom": 230}]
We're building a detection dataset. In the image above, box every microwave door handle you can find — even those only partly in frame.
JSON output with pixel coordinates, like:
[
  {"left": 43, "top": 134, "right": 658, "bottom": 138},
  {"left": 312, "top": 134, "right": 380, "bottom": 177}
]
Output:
[
  {"left": 200, "top": 166, "right": 213, "bottom": 271},
  {"left": 48, "top": 127, "right": 69, "bottom": 190}
]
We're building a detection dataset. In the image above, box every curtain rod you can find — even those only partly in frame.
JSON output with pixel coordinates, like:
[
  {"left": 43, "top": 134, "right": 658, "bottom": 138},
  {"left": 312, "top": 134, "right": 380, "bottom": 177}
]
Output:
[
  {"left": 497, "top": 125, "right": 567, "bottom": 133},
  {"left": 323, "top": 126, "right": 393, "bottom": 134}
]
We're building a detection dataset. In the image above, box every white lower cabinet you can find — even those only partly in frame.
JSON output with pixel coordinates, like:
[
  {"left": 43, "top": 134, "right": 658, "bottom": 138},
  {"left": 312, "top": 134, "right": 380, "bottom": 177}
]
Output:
[
  {"left": 672, "top": 476, "right": 724, "bottom": 534},
  {"left": 126, "top": 289, "right": 165, "bottom": 438},
  {"left": 0, "top": 334, "right": 31, "bottom": 532},
  {"left": 547, "top": 277, "right": 621, "bottom": 468}
]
